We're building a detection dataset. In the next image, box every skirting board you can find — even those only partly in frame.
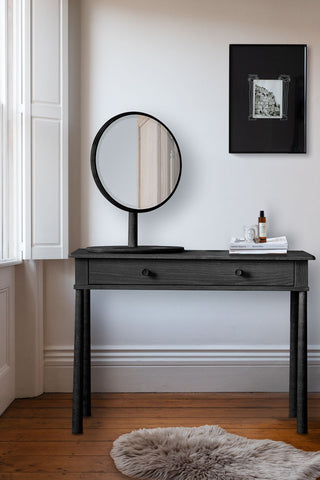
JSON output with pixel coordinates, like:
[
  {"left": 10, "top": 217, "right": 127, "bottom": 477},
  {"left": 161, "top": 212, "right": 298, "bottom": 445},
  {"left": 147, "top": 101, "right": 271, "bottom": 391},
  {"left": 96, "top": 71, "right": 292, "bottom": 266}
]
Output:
[{"left": 44, "top": 345, "right": 320, "bottom": 392}]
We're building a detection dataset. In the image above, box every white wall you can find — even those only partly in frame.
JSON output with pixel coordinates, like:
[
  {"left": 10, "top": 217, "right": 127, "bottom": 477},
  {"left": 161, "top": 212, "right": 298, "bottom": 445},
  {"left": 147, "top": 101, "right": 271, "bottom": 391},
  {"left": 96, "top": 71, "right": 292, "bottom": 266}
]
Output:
[
  {"left": 44, "top": 0, "right": 320, "bottom": 391},
  {"left": 15, "top": 261, "right": 43, "bottom": 397}
]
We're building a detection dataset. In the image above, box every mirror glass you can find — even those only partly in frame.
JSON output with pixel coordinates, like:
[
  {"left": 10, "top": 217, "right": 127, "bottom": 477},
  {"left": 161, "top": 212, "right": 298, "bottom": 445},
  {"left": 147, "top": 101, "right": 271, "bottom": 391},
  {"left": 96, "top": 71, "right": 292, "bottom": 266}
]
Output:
[{"left": 92, "top": 113, "right": 181, "bottom": 212}]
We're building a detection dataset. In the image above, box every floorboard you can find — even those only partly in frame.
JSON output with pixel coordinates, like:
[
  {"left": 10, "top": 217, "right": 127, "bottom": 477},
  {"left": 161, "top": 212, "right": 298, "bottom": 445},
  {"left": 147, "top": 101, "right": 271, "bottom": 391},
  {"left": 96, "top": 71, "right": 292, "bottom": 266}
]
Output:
[{"left": 0, "top": 393, "right": 320, "bottom": 479}]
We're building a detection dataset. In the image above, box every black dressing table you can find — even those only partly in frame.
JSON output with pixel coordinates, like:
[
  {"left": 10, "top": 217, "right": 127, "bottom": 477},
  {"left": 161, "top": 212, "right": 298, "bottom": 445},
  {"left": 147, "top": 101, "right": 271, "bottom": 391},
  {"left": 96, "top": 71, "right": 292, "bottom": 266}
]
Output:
[
  {"left": 71, "top": 248, "right": 315, "bottom": 435},
  {"left": 72, "top": 111, "right": 315, "bottom": 435}
]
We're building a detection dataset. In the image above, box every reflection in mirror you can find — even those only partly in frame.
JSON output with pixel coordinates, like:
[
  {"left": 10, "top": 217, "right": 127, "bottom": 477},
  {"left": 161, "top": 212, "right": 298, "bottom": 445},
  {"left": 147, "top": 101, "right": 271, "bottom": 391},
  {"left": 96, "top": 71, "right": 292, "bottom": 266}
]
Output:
[{"left": 95, "top": 114, "right": 181, "bottom": 211}]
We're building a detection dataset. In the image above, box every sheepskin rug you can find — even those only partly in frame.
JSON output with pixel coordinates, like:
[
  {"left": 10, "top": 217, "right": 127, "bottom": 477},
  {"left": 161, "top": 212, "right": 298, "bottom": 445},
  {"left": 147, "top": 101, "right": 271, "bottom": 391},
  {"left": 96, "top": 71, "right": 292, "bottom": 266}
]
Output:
[{"left": 110, "top": 425, "right": 320, "bottom": 480}]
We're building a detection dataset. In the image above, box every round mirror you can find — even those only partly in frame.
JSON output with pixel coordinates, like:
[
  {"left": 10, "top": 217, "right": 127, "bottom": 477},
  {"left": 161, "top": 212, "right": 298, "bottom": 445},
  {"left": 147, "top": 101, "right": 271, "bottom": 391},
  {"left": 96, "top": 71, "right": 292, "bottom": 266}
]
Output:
[{"left": 91, "top": 112, "right": 182, "bottom": 213}]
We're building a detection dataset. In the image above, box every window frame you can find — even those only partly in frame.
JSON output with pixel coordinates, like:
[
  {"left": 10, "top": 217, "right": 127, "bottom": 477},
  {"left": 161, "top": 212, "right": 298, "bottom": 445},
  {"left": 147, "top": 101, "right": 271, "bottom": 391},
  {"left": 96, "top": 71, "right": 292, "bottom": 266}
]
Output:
[
  {"left": 0, "top": 0, "right": 22, "bottom": 264},
  {"left": 1, "top": 0, "right": 68, "bottom": 263}
]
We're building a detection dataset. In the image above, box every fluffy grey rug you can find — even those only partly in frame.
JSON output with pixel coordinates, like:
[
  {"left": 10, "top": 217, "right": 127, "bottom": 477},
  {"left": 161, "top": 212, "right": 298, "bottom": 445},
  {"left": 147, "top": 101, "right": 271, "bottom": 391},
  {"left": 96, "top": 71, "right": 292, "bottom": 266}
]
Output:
[{"left": 110, "top": 425, "right": 320, "bottom": 480}]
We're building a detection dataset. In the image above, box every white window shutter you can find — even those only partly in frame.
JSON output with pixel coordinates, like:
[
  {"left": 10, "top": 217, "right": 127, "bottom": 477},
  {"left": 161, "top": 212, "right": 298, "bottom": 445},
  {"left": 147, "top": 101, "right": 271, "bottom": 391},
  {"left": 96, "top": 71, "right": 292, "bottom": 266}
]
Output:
[{"left": 22, "top": 0, "right": 68, "bottom": 259}]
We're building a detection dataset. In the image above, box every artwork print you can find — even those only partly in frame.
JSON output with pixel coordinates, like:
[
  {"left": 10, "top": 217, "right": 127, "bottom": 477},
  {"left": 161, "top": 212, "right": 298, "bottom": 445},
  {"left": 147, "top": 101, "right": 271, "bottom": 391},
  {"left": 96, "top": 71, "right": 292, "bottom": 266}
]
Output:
[
  {"left": 248, "top": 74, "right": 290, "bottom": 121},
  {"left": 253, "top": 79, "right": 282, "bottom": 118}
]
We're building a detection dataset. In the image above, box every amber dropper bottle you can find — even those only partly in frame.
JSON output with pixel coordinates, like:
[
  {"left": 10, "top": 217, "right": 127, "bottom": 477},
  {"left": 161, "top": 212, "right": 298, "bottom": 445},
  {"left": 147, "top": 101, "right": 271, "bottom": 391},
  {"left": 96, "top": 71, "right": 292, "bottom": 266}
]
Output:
[{"left": 258, "top": 210, "right": 266, "bottom": 243}]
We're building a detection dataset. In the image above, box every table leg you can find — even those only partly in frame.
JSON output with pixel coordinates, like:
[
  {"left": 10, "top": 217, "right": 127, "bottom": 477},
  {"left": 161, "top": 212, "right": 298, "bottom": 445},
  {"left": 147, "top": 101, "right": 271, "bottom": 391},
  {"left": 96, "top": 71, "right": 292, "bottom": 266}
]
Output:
[
  {"left": 83, "top": 289, "right": 91, "bottom": 417},
  {"left": 72, "top": 289, "right": 84, "bottom": 434},
  {"left": 289, "top": 291, "right": 298, "bottom": 417},
  {"left": 297, "top": 291, "right": 308, "bottom": 434}
]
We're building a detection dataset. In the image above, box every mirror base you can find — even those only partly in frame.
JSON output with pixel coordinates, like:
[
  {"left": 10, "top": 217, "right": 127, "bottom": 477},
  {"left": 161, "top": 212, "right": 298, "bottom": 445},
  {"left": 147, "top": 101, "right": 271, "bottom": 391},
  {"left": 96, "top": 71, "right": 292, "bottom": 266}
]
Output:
[{"left": 86, "top": 245, "right": 184, "bottom": 254}]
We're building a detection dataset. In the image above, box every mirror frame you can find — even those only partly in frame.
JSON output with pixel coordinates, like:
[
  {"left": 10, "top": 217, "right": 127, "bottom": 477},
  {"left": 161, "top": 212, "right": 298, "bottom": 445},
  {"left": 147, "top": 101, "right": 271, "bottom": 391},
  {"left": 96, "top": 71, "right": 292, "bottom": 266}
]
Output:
[{"left": 90, "top": 111, "right": 182, "bottom": 213}]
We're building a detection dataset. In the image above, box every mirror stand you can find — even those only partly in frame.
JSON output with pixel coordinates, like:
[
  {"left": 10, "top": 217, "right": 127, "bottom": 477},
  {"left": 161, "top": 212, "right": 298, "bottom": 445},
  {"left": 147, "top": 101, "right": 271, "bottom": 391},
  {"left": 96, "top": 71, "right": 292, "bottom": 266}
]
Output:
[
  {"left": 87, "top": 212, "right": 184, "bottom": 253},
  {"left": 127, "top": 212, "right": 184, "bottom": 252},
  {"left": 128, "top": 212, "right": 138, "bottom": 248}
]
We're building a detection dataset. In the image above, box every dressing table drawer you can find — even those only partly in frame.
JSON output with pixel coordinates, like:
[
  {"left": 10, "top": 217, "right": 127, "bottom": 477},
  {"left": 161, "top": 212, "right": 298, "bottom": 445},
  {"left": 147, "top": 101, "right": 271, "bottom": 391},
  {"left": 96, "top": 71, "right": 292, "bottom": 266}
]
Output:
[{"left": 88, "top": 259, "right": 294, "bottom": 287}]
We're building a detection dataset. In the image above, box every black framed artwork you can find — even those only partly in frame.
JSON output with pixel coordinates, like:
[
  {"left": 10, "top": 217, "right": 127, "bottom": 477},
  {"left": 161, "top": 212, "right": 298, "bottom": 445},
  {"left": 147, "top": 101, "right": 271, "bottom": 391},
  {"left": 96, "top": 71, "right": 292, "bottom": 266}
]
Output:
[{"left": 229, "top": 44, "right": 307, "bottom": 153}]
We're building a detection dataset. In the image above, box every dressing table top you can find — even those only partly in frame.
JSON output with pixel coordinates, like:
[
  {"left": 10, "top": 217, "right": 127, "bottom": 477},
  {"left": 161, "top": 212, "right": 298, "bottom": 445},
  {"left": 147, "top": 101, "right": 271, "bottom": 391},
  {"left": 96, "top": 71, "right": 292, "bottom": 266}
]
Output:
[{"left": 71, "top": 249, "right": 315, "bottom": 261}]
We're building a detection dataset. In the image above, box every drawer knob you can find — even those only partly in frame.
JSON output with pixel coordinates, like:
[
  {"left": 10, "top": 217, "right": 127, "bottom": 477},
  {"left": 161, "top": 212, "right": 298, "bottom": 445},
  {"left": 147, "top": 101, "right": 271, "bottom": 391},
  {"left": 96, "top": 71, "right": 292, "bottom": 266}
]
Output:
[
  {"left": 141, "top": 268, "right": 151, "bottom": 276},
  {"left": 235, "top": 269, "right": 243, "bottom": 276}
]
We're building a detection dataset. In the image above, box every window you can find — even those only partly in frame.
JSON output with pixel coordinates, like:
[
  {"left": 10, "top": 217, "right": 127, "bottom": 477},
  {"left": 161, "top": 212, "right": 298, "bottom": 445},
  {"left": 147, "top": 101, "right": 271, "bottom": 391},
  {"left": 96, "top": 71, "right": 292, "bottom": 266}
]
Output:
[{"left": 0, "top": 0, "right": 21, "bottom": 263}]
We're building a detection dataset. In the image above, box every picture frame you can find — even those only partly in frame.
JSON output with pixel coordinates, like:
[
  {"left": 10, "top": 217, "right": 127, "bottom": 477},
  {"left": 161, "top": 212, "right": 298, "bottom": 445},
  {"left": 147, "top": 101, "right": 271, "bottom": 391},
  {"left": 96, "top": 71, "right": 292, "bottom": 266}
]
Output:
[{"left": 229, "top": 44, "right": 307, "bottom": 153}]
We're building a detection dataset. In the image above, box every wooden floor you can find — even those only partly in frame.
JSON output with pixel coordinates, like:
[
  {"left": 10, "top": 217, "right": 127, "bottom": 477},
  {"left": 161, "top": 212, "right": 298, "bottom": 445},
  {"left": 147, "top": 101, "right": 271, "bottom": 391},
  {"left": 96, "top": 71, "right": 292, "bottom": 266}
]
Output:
[{"left": 0, "top": 393, "right": 320, "bottom": 479}]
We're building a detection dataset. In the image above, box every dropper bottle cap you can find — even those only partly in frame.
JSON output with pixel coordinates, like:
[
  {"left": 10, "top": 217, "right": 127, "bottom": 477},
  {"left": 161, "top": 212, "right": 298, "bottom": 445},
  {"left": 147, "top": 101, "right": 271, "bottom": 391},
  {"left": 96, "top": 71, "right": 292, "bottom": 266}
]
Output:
[{"left": 260, "top": 210, "right": 264, "bottom": 217}]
